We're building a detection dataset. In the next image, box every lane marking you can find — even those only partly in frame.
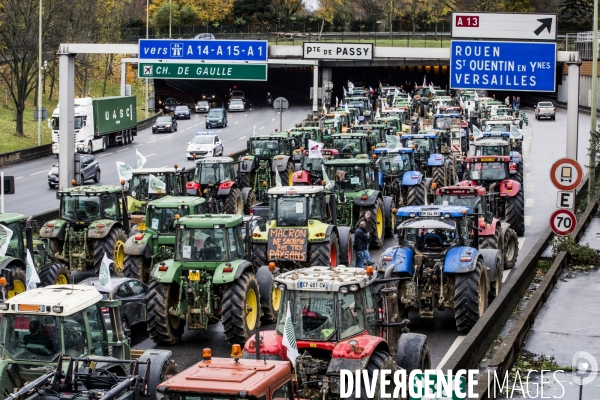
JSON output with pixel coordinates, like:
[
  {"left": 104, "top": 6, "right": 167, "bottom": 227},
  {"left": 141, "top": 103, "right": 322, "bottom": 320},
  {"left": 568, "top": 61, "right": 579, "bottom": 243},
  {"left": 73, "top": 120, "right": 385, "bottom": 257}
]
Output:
[
  {"left": 146, "top": 153, "right": 157, "bottom": 158},
  {"left": 15, "top": 177, "right": 23, "bottom": 180},
  {"left": 525, "top": 163, "right": 531, "bottom": 168},
  {"left": 147, "top": 140, "right": 157, "bottom": 143},
  {"left": 527, "top": 172, "right": 533, "bottom": 178},
  {"left": 217, "top": 130, "right": 222, "bottom": 133},
  {"left": 98, "top": 153, "right": 113, "bottom": 158},
  {"left": 526, "top": 184, "right": 534, "bottom": 192},
  {"left": 435, "top": 336, "right": 465, "bottom": 370},
  {"left": 30, "top": 170, "right": 49, "bottom": 176},
  {"left": 525, "top": 216, "right": 532, "bottom": 226},
  {"left": 525, "top": 198, "right": 534, "bottom": 207},
  {"left": 235, "top": 121, "right": 239, "bottom": 124},
  {"left": 238, "top": 135, "right": 247, "bottom": 140},
  {"left": 259, "top": 126, "right": 264, "bottom": 129},
  {"left": 244, "top": 114, "right": 248, "bottom": 117},
  {"left": 271, "top": 118, "right": 275, "bottom": 121},
  {"left": 116, "top": 149, "right": 127, "bottom": 152},
  {"left": 133, "top": 144, "right": 144, "bottom": 148}
]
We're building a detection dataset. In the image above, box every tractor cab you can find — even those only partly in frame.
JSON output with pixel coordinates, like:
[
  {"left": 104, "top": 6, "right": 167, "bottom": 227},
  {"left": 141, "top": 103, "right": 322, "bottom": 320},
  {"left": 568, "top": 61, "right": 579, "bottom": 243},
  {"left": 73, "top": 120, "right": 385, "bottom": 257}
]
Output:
[
  {"left": 396, "top": 206, "right": 472, "bottom": 252},
  {"left": 345, "top": 96, "right": 371, "bottom": 115},
  {"left": 351, "top": 124, "right": 392, "bottom": 149},
  {"left": 465, "top": 156, "right": 511, "bottom": 185},
  {"left": 127, "top": 167, "right": 190, "bottom": 215},
  {"left": 293, "top": 149, "right": 339, "bottom": 185},
  {"left": 247, "top": 134, "right": 294, "bottom": 160},
  {"left": 325, "top": 159, "right": 377, "bottom": 193},
  {"left": 58, "top": 186, "right": 126, "bottom": 226},
  {"left": 335, "top": 107, "right": 360, "bottom": 124},
  {"left": 374, "top": 148, "right": 415, "bottom": 179},
  {"left": 435, "top": 186, "right": 489, "bottom": 214},
  {"left": 188, "top": 157, "right": 236, "bottom": 194},
  {"left": 401, "top": 133, "right": 442, "bottom": 169},
  {"left": 324, "top": 113, "right": 349, "bottom": 131},
  {"left": 264, "top": 186, "right": 328, "bottom": 226},
  {"left": 375, "top": 116, "right": 402, "bottom": 132},
  {"left": 331, "top": 133, "right": 369, "bottom": 158},
  {"left": 143, "top": 197, "right": 206, "bottom": 235},
  {"left": 433, "top": 113, "right": 461, "bottom": 130}
]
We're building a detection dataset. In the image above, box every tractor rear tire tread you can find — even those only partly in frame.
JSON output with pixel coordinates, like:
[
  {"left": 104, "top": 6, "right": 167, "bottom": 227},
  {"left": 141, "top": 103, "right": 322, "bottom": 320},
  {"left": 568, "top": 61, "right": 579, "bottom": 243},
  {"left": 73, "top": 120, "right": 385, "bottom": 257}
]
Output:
[
  {"left": 123, "top": 255, "right": 144, "bottom": 281},
  {"left": 39, "top": 262, "right": 72, "bottom": 286},
  {"left": 222, "top": 271, "right": 260, "bottom": 345},
  {"left": 243, "top": 190, "right": 257, "bottom": 215},
  {"left": 507, "top": 190, "right": 525, "bottom": 236},
  {"left": 147, "top": 280, "right": 184, "bottom": 345},
  {"left": 93, "top": 226, "right": 127, "bottom": 274},
  {"left": 309, "top": 232, "right": 339, "bottom": 267},
  {"left": 360, "top": 350, "right": 397, "bottom": 400},
  {"left": 251, "top": 243, "right": 267, "bottom": 270},
  {"left": 454, "top": 257, "right": 488, "bottom": 333},
  {"left": 503, "top": 228, "right": 519, "bottom": 270},
  {"left": 406, "top": 180, "right": 426, "bottom": 206},
  {"left": 224, "top": 187, "right": 244, "bottom": 215}
]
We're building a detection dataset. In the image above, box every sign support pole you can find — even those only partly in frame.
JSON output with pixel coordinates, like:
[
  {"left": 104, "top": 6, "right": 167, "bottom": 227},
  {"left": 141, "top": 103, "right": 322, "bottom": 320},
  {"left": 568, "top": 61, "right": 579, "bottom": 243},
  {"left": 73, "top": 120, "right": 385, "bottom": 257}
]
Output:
[
  {"left": 1, "top": 171, "right": 4, "bottom": 213},
  {"left": 566, "top": 55, "right": 581, "bottom": 161},
  {"left": 312, "top": 63, "right": 319, "bottom": 112},
  {"left": 279, "top": 97, "right": 283, "bottom": 132},
  {"left": 590, "top": 0, "right": 599, "bottom": 202}
]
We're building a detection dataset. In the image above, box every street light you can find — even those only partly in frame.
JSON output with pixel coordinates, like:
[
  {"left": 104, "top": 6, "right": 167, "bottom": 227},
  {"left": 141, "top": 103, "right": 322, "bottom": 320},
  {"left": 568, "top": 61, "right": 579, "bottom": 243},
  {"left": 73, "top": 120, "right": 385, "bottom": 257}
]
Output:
[
  {"left": 37, "top": 0, "right": 42, "bottom": 146},
  {"left": 146, "top": 0, "right": 149, "bottom": 119},
  {"left": 169, "top": 0, "right": 172, "bottom": 38}
]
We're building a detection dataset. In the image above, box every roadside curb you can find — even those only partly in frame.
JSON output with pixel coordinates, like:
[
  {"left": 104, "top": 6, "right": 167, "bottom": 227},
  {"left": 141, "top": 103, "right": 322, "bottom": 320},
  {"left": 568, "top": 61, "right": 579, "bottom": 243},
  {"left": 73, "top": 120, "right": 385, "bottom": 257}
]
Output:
[{"left": 0, "top": 110, "right": 164, "bottom": 168}]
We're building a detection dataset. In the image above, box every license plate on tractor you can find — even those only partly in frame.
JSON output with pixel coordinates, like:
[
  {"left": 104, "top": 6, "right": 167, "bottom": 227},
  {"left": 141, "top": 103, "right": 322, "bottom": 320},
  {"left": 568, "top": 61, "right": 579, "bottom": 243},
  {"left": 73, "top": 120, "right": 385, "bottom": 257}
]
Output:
[
  {"left": 298, "top": 281, "right": 328, "bottom": 290},
  {"left": 137, "top": 223, "right": 146, "bottom": 231},
  {"left": 421, "top": 211, "right": 439, "bottom": 216},
  {"left": 189, "top": 271, "right": 200, "bottom": 281}
]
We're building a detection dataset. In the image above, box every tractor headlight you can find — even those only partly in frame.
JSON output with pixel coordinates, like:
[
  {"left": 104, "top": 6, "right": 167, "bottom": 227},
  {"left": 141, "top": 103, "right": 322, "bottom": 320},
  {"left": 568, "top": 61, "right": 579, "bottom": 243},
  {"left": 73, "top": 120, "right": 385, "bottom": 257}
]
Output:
[
  {"left": 339, "top": 286, "right": 349, "bottom": 294},
  {"left": 52, "top": 306, "right": 64, "bottom": 313},
  {"left": 277, "top": 284, "right": 286, "bottom": 291},
  {"left": 0, "top": 303, "right": 9, "bottom": 311},
  {"left": 349, "top": 284, "right": 359, "bottom": 292}
]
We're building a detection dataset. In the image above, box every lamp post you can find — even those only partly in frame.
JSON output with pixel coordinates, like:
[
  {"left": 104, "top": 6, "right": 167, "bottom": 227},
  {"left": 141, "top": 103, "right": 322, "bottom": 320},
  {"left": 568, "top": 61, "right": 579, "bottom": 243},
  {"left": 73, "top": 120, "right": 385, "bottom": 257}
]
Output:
[
  {"left": 169, "top": 0, "right": 172, "bottom": 38},
  {"left": 37, "top": 0, "right": 42, "bottom": 146},
  {"left": 145, "top": 0, "right": 149, "bottom": 119}
]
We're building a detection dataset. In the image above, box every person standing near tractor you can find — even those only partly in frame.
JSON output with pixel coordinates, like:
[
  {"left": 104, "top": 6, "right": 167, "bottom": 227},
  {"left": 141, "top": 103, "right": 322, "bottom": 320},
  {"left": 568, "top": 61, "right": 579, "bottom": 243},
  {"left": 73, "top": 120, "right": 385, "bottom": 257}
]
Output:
[
  {"left": 356, "top": 211, "right": 373, "bottom": 263},
  {"left": 354, "top": 221, "right": 371, "bottom": 268}
]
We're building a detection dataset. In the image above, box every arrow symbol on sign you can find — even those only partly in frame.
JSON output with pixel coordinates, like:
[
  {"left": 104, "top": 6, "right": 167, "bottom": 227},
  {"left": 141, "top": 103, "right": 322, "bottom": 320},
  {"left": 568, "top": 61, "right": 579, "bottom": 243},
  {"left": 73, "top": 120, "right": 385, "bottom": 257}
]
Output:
[{"left": 534, "top": 18, "right": 552, "bottom": 36}]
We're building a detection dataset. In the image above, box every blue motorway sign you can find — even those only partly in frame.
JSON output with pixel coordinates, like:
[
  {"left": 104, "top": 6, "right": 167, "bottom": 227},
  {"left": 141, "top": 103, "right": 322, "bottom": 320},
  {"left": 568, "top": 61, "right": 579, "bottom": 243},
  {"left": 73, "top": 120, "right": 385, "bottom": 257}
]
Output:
[
  {"left": 139, "top": 39, "right": 268, "bottom": 62},
  {"left": 450, "top": 40, "right": 556, "bottom": 92}
]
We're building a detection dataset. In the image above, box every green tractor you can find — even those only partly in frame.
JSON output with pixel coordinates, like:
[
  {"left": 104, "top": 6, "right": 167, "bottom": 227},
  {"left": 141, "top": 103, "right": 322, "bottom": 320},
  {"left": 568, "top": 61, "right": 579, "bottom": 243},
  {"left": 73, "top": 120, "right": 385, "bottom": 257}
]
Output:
[
  {"left": 330, "top": 132, "right": 370, "bottom": 159},
  {"left": 239, "top": 133, "right": 300, "bottom": 201},
  {"left": 39, "top": 184, "right": 130, "bottom": 285},
  {"left": 123, "top": 196, "right": 207, "bottom": 283},
  {"left": 324, "top": 158, "right": 394, "bottom": 248},
  {"left": 147, "top": 214, "right": 259, "bottom": 345},
  {"left": 352, "top": 123, "right": 395, "bottom": 149},
  {"left": 126, "top": 166, "right": 193, "bottom": 223},
  {"left": 249, "top": 185, "right": 353, "bottom": 321},
  {"left": 0, "top": 214, "right": 49, "bottom": 298}
]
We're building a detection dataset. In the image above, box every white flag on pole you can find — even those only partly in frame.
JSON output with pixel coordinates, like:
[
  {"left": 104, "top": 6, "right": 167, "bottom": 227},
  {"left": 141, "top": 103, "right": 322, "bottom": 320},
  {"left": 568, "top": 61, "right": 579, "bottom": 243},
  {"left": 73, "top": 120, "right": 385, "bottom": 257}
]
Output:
[
  {"left": 308, "top": 140, "right": 323, "bottom": 158},
  {"left": 148, "top": 174, "right": 167, "bottom": 194},
  {"left": 99, "top": 253, "right": 113, "bottom": 291},
  {"left": 25, "top": 249, "right": 40, "bottom": 290},
  {"left": 253, "top": 124, "right": 257, "bottom": 136},
  {"left": 281, "top": 301, "right": 299, "bottom": 367},
  {"left": 375, "top": 109, "right": 381, "bottom": 120},
  {"left": 0, "top": 224, "right": 13, "bottom": 258},
  {"left": 116, "top": 161, "right": 133, "bottom": 181},
  {"left": 423, "top": 75, "right": 427, "bottom": 86},
  {"left": 136, "top": 149, "right": 147, "bottom": 169},
  {"left": 275, "top": 170, "right": 283, "bottom": 187},
  {"left": 345, "top": 103, "right": 349, "bottom": 112},
  {"left": 334, "top": 113, "right": 340, "bottom": 128}
]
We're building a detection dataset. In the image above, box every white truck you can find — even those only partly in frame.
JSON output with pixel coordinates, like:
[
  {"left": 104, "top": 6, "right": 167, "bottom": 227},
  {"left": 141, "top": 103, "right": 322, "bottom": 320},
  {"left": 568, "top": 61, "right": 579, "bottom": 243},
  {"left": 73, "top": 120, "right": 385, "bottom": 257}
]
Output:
[
  {"left": 535, "top": 101, "right": 556, "bottom": 120},
  {"left": 50, "top": 96, "right": 137, "bottom": 154}
]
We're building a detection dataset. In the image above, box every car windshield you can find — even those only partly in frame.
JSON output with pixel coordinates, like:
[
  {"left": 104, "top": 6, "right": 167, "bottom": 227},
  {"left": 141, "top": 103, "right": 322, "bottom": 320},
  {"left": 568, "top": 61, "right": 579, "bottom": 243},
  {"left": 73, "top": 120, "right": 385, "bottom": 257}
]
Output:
[
  {"left": 327, "top": 165, "right": 368, "bottom": 191},
  {"left": 156, "top": 117, "right": 171, "bottom": 123},
  {"left": 231, "top": 99, "right": 243, "bottom": 104},
  {"left": 196, "top": 163, "right": 233, "bottom": 184},
  {"left": 332, "top": 137, "right": 364, "bottom": 155},
  {"left": 436, "top": 195, "right": 483, "bottom": 213},
  {"left": 378, "top": 153, "right": 413, "bottom": 175},
  {"left": 50, "top": 116, "right": 84, "bottom": 130},
  {"left": 165, "top": 99, "right": 177, "bottom": 105},
  {"left": 175, "top": 227, "right": 243, "bottom": 261},
  {"left": 191, "top": 136, "right": 214, "bottom": 145},
  {"left": 269, "top": 196, "right": 323, "bottom": 225},
  {"left": 275, "top": 290, "right": 368, "bottom": 341},
  {"left": 539, "top": 102, "right": 553, "bottom": 107},
  {"left": 469, "top": 162, "right": 508, "bottom": 181},
  {"left": 197, "top": 101, "right": 208, "bottom": 106},
  {"left": 475, "top": 145, "right": 508, "bottom": 156},
  {"left": 60, "top": 193, "right": 119, "bottom": 222},
  {"left": 175, "top": 106, "right": 188, "bottom": 112},
  {"left": 147, "top": 207, "right": 184, "bottom": 234},
  {"left": 487, "top": 124, "right": 511, "bottom": 132},
  {"left": 250, "top": 138, "right": 284, "bottom": 156},
  {"left": 0, "top": 305, "right": 107, "bottom": 362},
  {"left": 208, "top": 110, "right": 222, "bottom": 117}
]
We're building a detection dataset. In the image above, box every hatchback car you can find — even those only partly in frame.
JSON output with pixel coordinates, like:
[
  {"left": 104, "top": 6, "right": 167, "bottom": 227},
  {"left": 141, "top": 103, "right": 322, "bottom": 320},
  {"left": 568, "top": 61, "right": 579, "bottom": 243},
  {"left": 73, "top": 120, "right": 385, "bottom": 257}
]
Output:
[
  {"left": 205, "top": 108, "right": 227, "bottom": 128},
  {"left": 79, "top": 277, "right": 148, "bottom": 333},
  {"left": 195, "top": 100, "right": 210, "bottom": 113},
  {"left": 153, "top": 115, "right": 178, "bottom": 133},
  {"left": 228, "top": 99, "right": 245, "bottom": 112},
  {"left": 174, "top": 105, "right": 191, "bottom": 119},
  {"left": 48, "top": 155, "right": 100, "bottom": 188},
  {"left": 194, "top": 33, "right": 216, "bottom": 40},
  {"left": 163, "top": 98, "right": 179, "bottom": 113}
]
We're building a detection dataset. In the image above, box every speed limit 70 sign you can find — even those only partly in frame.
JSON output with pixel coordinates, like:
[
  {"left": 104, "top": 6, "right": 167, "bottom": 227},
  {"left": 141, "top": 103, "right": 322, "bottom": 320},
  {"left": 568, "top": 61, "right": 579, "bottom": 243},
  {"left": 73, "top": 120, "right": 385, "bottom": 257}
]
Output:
[{"left": 550, "top": 209, "right": 576, "bottom": 236}]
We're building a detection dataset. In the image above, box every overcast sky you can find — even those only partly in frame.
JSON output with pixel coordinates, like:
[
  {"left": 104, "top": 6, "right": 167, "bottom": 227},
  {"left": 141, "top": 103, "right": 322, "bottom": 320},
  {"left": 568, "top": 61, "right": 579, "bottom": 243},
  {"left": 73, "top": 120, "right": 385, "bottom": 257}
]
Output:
[{"left": 303, "top": 0, "right": 318, "bottom": 12}]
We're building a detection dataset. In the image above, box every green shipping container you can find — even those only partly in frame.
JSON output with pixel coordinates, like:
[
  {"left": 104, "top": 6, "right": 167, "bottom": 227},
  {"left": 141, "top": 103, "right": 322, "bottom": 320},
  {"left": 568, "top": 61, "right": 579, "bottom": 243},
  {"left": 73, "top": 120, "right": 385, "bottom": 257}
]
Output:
[{"left": 92, "top": 96, "right": 137, "bottom": 136}]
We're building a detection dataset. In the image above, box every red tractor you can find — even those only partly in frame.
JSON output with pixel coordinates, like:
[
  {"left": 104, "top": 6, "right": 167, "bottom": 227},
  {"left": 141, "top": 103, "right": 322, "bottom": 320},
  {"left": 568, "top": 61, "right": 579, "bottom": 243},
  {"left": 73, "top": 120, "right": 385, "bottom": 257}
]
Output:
[
  {"left": 460, "top": 155, "right": 525, "bottom": 237},
  {"left": 243, "top": 265, "right": 431, "bottom": 399},
  {"left": 435, "top": 185, "right": 519, "bottom": 270},
  {"left": 292, "top": 149, "right": 339, "bottom": 186}
]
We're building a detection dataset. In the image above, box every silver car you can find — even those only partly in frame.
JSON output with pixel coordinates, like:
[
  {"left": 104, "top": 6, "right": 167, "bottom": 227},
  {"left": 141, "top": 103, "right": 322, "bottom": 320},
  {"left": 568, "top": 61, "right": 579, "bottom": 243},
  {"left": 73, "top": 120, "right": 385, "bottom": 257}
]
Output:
[
  {"left": 48, "top": 155, "right": 100, "bottom": 188},
  {"left": 228, "top": 98, "right": 245, "bottom": 112}
]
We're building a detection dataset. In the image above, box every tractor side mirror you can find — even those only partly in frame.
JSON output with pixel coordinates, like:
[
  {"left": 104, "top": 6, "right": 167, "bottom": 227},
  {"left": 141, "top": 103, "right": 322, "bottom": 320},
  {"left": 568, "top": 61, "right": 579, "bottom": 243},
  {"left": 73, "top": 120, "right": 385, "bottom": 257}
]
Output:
[
  {"left": 258, "top": 218, "right": 267, "bottom": 232},
  {"left": 484, "top": 211, "right": 494, "bottom": 225}
]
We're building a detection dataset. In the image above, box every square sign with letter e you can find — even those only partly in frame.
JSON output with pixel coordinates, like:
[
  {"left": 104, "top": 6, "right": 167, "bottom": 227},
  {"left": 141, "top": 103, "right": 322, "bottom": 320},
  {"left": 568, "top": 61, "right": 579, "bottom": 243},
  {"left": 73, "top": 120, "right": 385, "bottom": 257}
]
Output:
[{"left": 556, "top": 190, "right": 575, "bottom": 209}]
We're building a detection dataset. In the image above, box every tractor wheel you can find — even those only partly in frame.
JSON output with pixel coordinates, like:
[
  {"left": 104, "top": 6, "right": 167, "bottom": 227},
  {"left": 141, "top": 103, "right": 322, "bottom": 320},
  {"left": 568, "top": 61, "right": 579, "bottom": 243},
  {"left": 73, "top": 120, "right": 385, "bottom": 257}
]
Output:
[
  {"left": 454, "top": 256, "right": 488, "bottom": 333},
  {"left": 123, "top": 255, "right": 145, "bottom": 281},
  {"left": 479, "top": 224, "right": 504, "bottom": 270},
  {"left": 222, "top": 271, "right": 260, "bottom": 345},
  {"left": 39, "top": 262, "right": 71, "bottom": 286},
  {"left": 256, "top": 265, "right": 281, "bottom": 323},
  {"left": 359, "top": 350, "right": 397, "bottom": 400},
  {"left": 6, "top": 268, "right": 26, "bottom": 299},
  {"left": 279, "top": 161, "right": 295, "bottom": 186},
  {"left": 396, "top": 332, "right": 432, "bottom": 375},
  {"left": 488, "top": 250, "right": 504, "bottom": 303},
  {"left": 360, "top": 198, "right": 385, "bottom": 248},
  {"left": 309, "top": 231, "right": 339, "bottom": 267},
  {"left": 406, "top": 180, "right": 426, "bottom": 206},
  {"left": 507, "top": 189, "right": 525, "bottom": 236},
  {"left": 513, "top": 170, "right": 523, "bottom": 184},
  {"left": 243, "top": 190, "right": 257, "bottom": 215},
  {"left": 339, "top": 229, "right": 353, "bottom": 267},
  {"left": 383, "top": 197, "right": 396, "bottom": 239},
  {"left": 147, "top": 280, "right": 185, "bottom": 345},
  {"left": 224, "top": 188, "right": 244, "bottom": 215},
  {"left": 239, "top": 172, "right": 252, "bottom": 189},
  {"left": 432, "top": 166, "right": 445, "bottom": 188},
  {"left": 503, "top": 228, "right": 519, "bottom": 270},
  {"left": 93, "top": 226, "right": 128, "bottom": 275},
  {"left": 251, "top": 243, "right": 267, "bottom": 270}
]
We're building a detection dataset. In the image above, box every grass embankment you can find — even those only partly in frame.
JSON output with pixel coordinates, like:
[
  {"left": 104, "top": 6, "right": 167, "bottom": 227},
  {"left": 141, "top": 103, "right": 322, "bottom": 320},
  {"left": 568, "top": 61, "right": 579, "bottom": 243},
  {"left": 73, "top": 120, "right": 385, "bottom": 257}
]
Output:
[{"left": 0, "top": 79, "right": 148, "bottom": 154}]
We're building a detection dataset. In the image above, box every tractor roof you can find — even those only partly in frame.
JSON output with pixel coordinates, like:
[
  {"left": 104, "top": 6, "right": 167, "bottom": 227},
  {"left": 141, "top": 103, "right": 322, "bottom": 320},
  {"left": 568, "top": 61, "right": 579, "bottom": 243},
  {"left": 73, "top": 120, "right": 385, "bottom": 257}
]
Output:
[
  {"left": 396, "top": 205, "right": 470, "bottom": 218},
  {"left": 373, "top": 148, "right": 414, "bottom": 154},
  {"left": 177, "top": 214, "right": 242, "bottom": 228},
  {"left": 0, "top": 213, "right": 26, "bottom": 224},
  {"left": 325, "top": 158, "right": 371, "bottom": 166},
  {"left": 148, "top": 196, "right": 206, "bottom": 208},
  {"left": 132, "top": 167, "right": 178, "bottom": 174},
  {"left": 1, "top": 285, "right": 102, "bottom": 316},
  {"left": 434, "top": 113, "right": 461, "bottom": 118},
  {"left": 466, "top": 155, "right": 511, "bottom": 162},
  {"left": 375, "top": 116, "right": 400, "bottom": 121},
  {"left": 157, "top": 358, "right": 292, "bottom": 396},
  {"left": 250, "top": 134, "right": 288, "bottom": 140},
  {"left": 346, "top": 96, "right": 368, "bottom": 100},
  {"left": 275, "top": 266, "right": 377, "bottom": 291},
  {"left": 268, "top": 186, "right": 324, "bottom": 195},
  {"left": 354, "top": 124, "right": 385, "bottom": 129},
  {"left": 195, "top": 156, "right": 234, "bottom": 164},
  {"left": 475, "top": 139, "right": 509, "bottom": 146},
  {"left": 478, "top": 132, "right": 510, "bottom": 139},
  {"left": 437, "top": 186, "right": 487, "bottom": 196},
  {"left": 58, "top": 185, "right": 122, "bottom": 195},
  {"left": 401, "top": 134, "right": 438, "bottom": 140},
  {"left": 331, "top": 133, "right": 367, "bottom": 138},
  {"left": 300, "top": 149, "right": 339, "bottom": 156}
]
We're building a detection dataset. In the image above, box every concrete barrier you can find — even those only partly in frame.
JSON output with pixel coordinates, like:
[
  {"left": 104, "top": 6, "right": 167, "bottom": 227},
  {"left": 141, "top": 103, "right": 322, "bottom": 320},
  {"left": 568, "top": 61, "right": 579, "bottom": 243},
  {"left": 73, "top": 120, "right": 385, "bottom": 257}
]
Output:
[{"left": 0, "top": 111, "right": 164, "bottom": 167}]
